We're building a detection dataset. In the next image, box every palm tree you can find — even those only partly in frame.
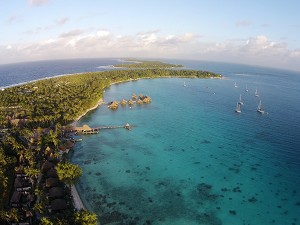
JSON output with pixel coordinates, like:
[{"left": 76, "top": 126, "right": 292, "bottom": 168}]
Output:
[
  {"left": 0, "top": 208, "right": 19, "bottom": 223},
  {"left": 74, "top": 210, "right": 98, "bottom": 225},
  {"left": 39, "top": 217, "right": 54, "bottom": 225},
  {"left": 24, "top": 167, "right": 40, "bottom": 179},
  {"left": 34, "top": 202, "right": 45, "bottom": 214},
  {"left": 56, "top": 162, "right": 82, "bottom": 187},
  {"left": 0, "top": 170, "right": 8, "bottom": 190}
]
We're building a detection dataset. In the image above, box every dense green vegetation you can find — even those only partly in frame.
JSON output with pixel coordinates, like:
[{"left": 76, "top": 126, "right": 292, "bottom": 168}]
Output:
[
  {"left": 0, "top": 69, "right": 221, "bottom": 129},
  {"left": 56, "top": 161, "right": 83, "bottom": 187},
  {"left": 0, "top": 67, "right": 221, "bottom": 224},
  {"left": 114, "top": 59, "right": 183, "bottom": 68}
]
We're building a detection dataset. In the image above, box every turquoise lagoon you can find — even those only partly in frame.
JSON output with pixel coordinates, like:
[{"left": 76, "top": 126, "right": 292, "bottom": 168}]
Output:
[{"left": 71, "top": 64, "right": 300, "bottom": 225}]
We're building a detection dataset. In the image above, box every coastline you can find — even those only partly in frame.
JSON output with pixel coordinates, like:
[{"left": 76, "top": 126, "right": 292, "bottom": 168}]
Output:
[
  {"left": 71, "top": 185, "right": 85, "bottom": 210},
  {"left": 69, "top": 97, "right": 105, "bottom": 211},
  {"left": 0, "top": 71, "right": 87, "bottom": 90},
  {"left": 70, "top": 97, "right": 104, "bottom": 126}
]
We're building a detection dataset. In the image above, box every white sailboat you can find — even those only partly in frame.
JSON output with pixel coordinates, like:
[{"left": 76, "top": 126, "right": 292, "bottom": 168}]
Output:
[
  {"left": 255, "top": 89, "right": 259, "bottom": 97},
  {"left": 235, "top": 102, "right": 241, "bottom": 113},
  {"left": 245, "top": 85, "right": 249, "bottom": 92},
  {"left": 257, "top": 100, "right": 265, "bottom": 114},
  {"left": 183, "top": 82, "right": 186, "bottom": 87},
  {"left": 234, "top": 82, "right": 238, "bottom": 88},
  {"left": 238, "top": 94, "right": 244, "bottom": 105}
]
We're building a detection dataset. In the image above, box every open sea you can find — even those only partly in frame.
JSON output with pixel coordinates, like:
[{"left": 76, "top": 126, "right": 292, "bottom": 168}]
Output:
[{"left": 1, "top": 58, "right": 300, "bottom": 225}]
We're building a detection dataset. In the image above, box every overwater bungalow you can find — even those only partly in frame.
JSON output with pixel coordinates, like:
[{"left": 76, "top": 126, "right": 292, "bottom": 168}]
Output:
[{"left": 124, "top": 123, "right": 131, "bottom": 130}]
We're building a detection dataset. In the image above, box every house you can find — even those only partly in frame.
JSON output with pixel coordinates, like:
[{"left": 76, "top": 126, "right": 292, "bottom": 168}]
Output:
[
  {"left": 51, "top": 198, "right": 67, "bottom": 211},
  {"left": 49, "top": 187, "right": 64, "bottom": 199},
  {"left": 42, "top": 161, "right": 54, "bottom": 173},
  {"left": 10, "top": 191, "right": 22, "bottom": 207},
  {"left": 73, "top": 124, "right": 99, "bottom": 134},
  {"left": 14, "top": 177, "right": 32, "bottom": 192},
  {"left": 45, "top": 178, "right": 59, "bottom": 188},
  {"left": 46, "top": 168, "right": 58, "bottom": 178}
]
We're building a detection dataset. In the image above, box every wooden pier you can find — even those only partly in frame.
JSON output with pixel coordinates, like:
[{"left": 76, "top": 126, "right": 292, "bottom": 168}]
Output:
[{"left": 73, "top": 123, "right": 133, "bottom": 135}]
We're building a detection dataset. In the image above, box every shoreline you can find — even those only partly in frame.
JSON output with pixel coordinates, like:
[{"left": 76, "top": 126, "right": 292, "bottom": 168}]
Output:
[
  {"left": 71, "top": 185, "right": 86, "bottom": 210},
  {"left": 70, "top": 97, "right": 105, "bottom": 126},
  {"left": 0, "top": 72, "right": 88, "bottom": 90}
]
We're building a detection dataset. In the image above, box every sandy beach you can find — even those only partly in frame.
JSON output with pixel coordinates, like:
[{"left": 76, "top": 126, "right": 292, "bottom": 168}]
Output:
[
  {"left": 69, "top": 98, "right": 106, "bottom": 211},
  {"left": 71, "top": 185, "right": 85, "bottom": 210}
]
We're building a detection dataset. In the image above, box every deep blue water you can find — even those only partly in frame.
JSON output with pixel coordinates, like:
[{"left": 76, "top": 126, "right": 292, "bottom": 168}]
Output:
[
  {"left": 1, "top": 59, "right": 300, "bottom": 225},
  {"left": 0, "top": 58, "right": 119, "bottom": 89}
]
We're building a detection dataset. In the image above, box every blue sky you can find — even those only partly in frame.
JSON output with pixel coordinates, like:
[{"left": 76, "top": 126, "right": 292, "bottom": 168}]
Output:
[{"left": 1, "top": 0, "right": 300, "bottom": 71}]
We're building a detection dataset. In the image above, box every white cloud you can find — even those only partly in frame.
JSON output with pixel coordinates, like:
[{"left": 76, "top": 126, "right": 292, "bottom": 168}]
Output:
[
  {"left": 290, "top": 49, "right": 300, "bottom": 58},
  {"left": 96, "top": 30, "right": 110, "bottom": 38},
  {"left": 60, "top": 29, "right": 84, "bottom": 38},
  {"left": 240, "top": 35, "right": 287, "bottom": 55},
  {"left": 29, "top": 0, "right": 50, "bottom": 6},
  {"left": 1, "top": 30, "right": 300, "bottom": 71}
]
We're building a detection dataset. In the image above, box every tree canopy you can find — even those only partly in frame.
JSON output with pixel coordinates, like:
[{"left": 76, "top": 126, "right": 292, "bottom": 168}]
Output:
[
  {"left": 0, "top": 69, "right": 221, "bottom": 128},
  {"left": 56, "top": 162, "right": 82, "bottom": 186},
  {"left": 74, "top": 210, "right": 98, "bottom": 225}
]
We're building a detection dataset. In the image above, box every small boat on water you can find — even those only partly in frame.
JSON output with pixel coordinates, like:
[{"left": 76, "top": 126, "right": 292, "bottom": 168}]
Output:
[
  {"left": 238, "top": 94, "right": 244, "bottom": 105},
  {"left": 235, "top": 102, "right": 241, "bottom": 113},
  {"left": 257, "top": 100, "right": 265, "bottom": 114},
  {"left": 234, "top": 82, "right": 238, "bottom": 88},
  {"left": 255, "top": 89, "right": 259, "bottom": 97},
  {"left": 245, "top": 85, "right": 249, "bottom": 92},
  {"left": 183, "top": 82, "right": 186, "bottom": 87}
]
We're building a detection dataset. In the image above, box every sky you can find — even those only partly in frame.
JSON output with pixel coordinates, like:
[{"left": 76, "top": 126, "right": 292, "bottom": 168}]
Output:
[{"left": 1, "top": 0, "right": 300, "bottom": 71}]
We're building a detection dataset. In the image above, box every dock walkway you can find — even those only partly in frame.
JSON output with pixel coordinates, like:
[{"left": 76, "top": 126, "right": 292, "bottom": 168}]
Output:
[{"left": 73, "top": 123, "right": 134, "bottom": 134}]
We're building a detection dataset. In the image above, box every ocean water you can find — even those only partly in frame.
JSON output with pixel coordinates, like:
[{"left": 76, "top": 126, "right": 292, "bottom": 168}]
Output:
[
  {"left": 0, "top": 58, "right": 120, "bottom": 88},
  {"left": 69, "top": 61, "right": 300, "bottom": 225},
  {"left": 1, "top": 59, "right": 299, "bottom": 225}
]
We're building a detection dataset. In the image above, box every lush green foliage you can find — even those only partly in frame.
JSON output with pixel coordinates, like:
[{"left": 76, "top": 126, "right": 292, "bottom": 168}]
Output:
[
  {"left": 0, "top": 208, "right": 19, "bottom": 223},
  {"left": 0, "top": 69, "right": 221, "bottom": 128},
  {"left": 114, "top": 59, "right": 183, "bottom": 68},
  {"left": 0, "top": 66, "right": 222, "bottom": 225},
  {"left": 56, "top": 161, "right": 83, "bottom": 186},
  {"left": 39, "top": 217, "right": 54, "bottom": 225},
  {"left": 74, "top": 210, "right": 98, "bottom": 225}
]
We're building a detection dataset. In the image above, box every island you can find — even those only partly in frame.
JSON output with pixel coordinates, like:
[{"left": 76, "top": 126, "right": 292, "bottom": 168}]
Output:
[
  {"left": 0, "top": 66, "right": 222, "bottom": 225},
  {"left": 113, "top": 59, "right": 183, "bottom": 69},
  {"left": 0, "top": 69, "right": 221, "bottom": 128}
]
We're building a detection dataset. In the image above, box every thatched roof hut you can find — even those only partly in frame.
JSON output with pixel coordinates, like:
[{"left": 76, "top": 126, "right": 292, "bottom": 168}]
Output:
[
  {"left": 49, "top": 187, "right": 64, "bottom": 199},
  {"left": 51, "top": 198, "right": 67, "bottom": 211},
  {"left": 42, "top": 161, "right": 54, "bottom": 173},
  {"left": 74, "top": 124, "right": 92, "bottom": 132},
  {"left": 65, "top": 140, "right": 74, "bottom": 149},
  {"left": 10, "top": 191, "right": 22, "bottom": 204},
  {"left": 46, "top": 178, "right": 59, "bottom": 188},
  {"left": 14, "top": 177, "right": 23, "bottom": 188},
  {"left": 47, "top": 168, "right": 58, "bottom": 178}
]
